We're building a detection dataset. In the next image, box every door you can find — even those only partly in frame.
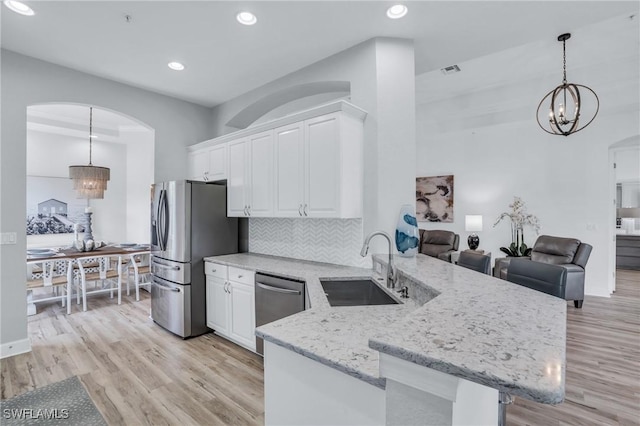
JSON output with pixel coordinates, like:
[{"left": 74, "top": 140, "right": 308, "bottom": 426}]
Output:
[
  {"left": 229, "top": 281, "right": 255, "bottom": 350},
  {"left": 274, "top": 123, "right": 305, "bottom": 217},
  {"left": 188, "top": 150, "right": 208, "bottom": 181},
  {"left": 249, "top": 130, "right": 274, "bottom": 217},
  {"left": 208, "top": 144, "right": 228, "bottom": 181},
  {"left": 153, "top": 180, "right": 190, "bottom": 262},
  {"left": 304, "top": 113, "right": 340, "bottom": 217},
  {"left": 206, "top": 275, "right": 229, "bottom": 335},
  {"left": 227, "top": 139, "right": 249, "bottom": 217}
]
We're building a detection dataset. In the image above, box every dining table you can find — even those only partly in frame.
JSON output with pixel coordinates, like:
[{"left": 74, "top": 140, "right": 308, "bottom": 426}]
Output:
[{"left": 26, "top": 244, "right": 151, "bottom": 315}]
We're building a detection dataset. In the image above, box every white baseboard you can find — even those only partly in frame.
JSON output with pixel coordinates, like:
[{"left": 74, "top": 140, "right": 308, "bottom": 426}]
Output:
[{"left": 0, "top": 338, "right": 31, "bottom": 359}]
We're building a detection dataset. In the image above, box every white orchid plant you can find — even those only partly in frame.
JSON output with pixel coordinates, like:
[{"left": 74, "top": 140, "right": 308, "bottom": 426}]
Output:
[{"left": 493, "top": 196, "right": 541, "bottom": 257}]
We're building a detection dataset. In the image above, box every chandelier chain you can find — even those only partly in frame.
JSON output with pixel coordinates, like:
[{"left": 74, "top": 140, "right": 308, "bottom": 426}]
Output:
[
  {"left": 562, "top": 39, "right": 567, "bottom": 85},
  {"left": 89, "top": 107, "right": 93, "bottom": 165}
]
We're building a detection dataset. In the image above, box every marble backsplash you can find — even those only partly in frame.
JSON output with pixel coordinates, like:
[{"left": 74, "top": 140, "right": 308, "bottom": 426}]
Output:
[{"left": 248, "top": 218, "right": 369, "bottom": 267}]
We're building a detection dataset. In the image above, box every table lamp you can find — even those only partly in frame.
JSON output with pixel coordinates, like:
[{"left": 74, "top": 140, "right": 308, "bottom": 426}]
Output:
[{"left": 465, "top": 215, "right": 483, "bottom": 250}]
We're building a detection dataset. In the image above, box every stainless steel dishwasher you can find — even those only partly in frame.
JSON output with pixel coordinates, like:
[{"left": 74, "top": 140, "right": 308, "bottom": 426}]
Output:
[{"left": 255, "top": 273, "right": 305, "bottom": 355}]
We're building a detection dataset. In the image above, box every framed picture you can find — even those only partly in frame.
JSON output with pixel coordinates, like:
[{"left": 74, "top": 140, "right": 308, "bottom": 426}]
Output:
[
  {"left": 416, "top": 175, "right": 454, "bottom": 222},
  {"left": 26, "top": 176, "right": 86, "bottom": 235}
]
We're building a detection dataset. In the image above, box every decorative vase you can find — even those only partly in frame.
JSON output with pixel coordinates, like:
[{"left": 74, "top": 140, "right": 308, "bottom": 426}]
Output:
[{"left": 395, "top": 204, "right": 419, "bottom": 257}]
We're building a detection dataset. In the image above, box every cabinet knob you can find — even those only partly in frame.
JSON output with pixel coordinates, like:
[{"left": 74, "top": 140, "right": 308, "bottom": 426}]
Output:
[
  {"left": 238, "top": 275, "right": 243, "bottom": 278},
  {"left": 303, "top": 204, "right": 308, "bottom": 216},
  {"left": 299, "top": 204, "right": 303, "bottom": 216}
]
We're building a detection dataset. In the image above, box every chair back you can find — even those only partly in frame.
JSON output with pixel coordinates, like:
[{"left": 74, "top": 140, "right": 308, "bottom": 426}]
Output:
[
  {"left": 458, "top": 251, "right": 491, "bottom": 275},
  {"left": 507, "top": 258, "right": 567, "bottom": 298},
  {"left": 531, "top": 235, "right": 592, "bottom": 268},
  {"left": 419, "top": 230, "right": 460, "bottom": 257}
]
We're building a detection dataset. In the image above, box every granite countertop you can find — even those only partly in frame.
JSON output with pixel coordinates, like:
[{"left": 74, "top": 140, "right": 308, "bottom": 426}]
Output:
[{"left": 203, "top": 252, "right": 566, "bottom": 404}]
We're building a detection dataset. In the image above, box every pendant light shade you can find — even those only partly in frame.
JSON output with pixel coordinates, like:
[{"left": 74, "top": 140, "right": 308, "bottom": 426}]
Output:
[
  {"left": 536, "top": 33, "right": 599, "bottom": 136},
  {"left": 69, "top": 107, "right": 110, "bottom": 199}
]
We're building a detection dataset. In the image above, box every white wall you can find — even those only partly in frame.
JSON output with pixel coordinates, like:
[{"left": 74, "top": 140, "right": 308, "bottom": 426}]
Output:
[
  {"left": 26, "top": 130, "right": 127, "bottom": 246},
  {"left": 1, "top": 50, "right": 212, "bottom": 350},
  {"left": 123, "top": 129, "right": 154, "bottom": 244},
  {"left": 211, "top": 37, "right": 416, "bottom": 255},
  {"left": 416, "top": 108, "right": 639, "bottom": 298}
]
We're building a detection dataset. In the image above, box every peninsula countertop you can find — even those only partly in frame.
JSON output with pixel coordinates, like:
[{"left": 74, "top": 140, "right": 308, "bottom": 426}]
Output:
[{"left": 203, "top": 252, "right": 566, "bottom": 404}]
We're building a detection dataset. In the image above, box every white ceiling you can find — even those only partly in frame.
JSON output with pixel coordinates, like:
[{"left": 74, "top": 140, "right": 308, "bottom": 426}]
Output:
[{"left": 2, "top": 1, "right": 638, "bottom": 108}]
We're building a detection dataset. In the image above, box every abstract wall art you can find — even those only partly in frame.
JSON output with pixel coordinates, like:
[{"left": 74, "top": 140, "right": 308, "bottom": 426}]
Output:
[{"left": 416, "top": 175, "right": 454, "bottom": 222}]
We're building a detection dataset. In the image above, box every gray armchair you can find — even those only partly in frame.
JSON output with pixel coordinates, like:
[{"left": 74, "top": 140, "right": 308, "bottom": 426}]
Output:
[
  {"left": 503, "top": 235, "right": 592, "bottom": 308},
  {"left": 419, "top": 230, "right": 459, "bottom": 262},
  {"left": 458, "top": 251, "right": 491, "bottom": 275}
]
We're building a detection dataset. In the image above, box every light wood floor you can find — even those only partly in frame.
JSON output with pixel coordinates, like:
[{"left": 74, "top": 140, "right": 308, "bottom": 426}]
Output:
[
  {"left": 1, "top": 290, "right": 264, "bottom": 425},
  {"left": 510, "top": 269, "right": 640, "bottom": 425},
  {"left": 2, "top": 271, "right": 639, "bottom": 425}
]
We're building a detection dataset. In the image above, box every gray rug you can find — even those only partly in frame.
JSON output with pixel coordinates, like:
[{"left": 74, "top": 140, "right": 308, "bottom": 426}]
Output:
[{"left": 0, "top": 376, "right": 106, "bottom": 425}]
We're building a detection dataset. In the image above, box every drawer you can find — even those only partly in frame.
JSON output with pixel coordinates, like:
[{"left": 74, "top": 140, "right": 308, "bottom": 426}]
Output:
[
  {"left": 228, "top": 266, "right": 255, "bottom": 285},
  {"left": 205, "top": 262, "right": 227, "bottom": 279}
]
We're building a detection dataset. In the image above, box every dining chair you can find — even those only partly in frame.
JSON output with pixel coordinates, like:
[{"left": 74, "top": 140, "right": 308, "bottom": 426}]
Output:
[
  {"left": 26, "top": 259, "right": 74, "bottom": 315},
  {"left": 76, "top": 254, "right": 123, "bottom": 311},
  {"left": 127, "top": 252, "right": 151, "bottom": 301}
]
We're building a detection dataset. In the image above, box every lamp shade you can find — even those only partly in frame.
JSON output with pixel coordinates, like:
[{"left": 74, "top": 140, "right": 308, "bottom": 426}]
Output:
[
  {"left": 617, "top": 208, "right": 640, "bottom": 218},
  {"left": 465, "top": 215, "right": 483, "bottom": 232}
]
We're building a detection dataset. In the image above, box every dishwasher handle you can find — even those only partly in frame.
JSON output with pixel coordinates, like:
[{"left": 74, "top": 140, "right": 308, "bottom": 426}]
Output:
[{"left": 256, "top": 282, "right": 301, "bottom": 295}]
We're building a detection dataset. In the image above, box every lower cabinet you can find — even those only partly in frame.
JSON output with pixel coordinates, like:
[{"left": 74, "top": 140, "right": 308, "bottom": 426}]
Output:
[{"left": 205, "top": 263, "right": 256, "bottom": 352}]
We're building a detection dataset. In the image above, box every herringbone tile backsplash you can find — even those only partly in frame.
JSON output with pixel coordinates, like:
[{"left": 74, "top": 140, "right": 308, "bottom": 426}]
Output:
[{"left": 249, "top": 218, "right": 368, "bottom": 267}]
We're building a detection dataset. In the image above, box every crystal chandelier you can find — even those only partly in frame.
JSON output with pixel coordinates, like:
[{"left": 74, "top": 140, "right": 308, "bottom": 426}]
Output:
[
  {"left": 536, "top": 33, "right": 599, "bottom": 136},
  {"left": 69, "top": 107, "right": 110, "bottom": 198}
]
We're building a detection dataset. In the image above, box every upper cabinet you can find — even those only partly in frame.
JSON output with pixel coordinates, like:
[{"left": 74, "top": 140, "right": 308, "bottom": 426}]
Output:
[
  {"left": 190, "top": 101, "right": 366, "bottom": 219},
  {"left": 227, "top": 131, "right": 274, "bottom": 217},
  {"left": 188, "top": 143, "right": 227, "bottom": 182}
]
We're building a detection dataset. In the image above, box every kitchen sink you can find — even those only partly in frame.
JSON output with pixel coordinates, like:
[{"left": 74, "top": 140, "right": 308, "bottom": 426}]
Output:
[{"left": 320, "top": 278, "right": 400, "bottom": 307}]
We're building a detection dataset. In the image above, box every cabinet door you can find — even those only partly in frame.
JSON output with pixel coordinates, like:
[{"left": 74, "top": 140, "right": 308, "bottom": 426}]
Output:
[
  {"left": 304, "top": 113, "right": 340, "bottom": 217},
  {"left": 188, "top": 150, "right": 208, "bottom": 181},
  {"left": 248, "top": 131, "right": 273, "bottom": 217},
  {"left": 274, "top": 123, "right": 305, "bottom": 217},
  {"left": 229, "top": 280, "right": 256, "bottom": 351},
  {"left": 227, "top": 139, "right": 249, "bottom": 217},
  {"left": 206, "top": 276, "right": 229, "bottom": 335},
  {"left": 208, "top": 144, "right": 228, "bottom": 181}
]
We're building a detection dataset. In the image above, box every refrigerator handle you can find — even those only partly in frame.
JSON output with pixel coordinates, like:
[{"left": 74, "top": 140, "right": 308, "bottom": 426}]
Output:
[
  {"left": 161, "top": 189, "right": 170, "bottom": 250},
  {"left": 157, "top": 189, "right": 165, "bottom": 251}
]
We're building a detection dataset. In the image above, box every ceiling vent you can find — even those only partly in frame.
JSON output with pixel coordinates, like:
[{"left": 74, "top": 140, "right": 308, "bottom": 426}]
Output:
[{"left": 441, "top": 65, "right": 461, "bottom": 75}]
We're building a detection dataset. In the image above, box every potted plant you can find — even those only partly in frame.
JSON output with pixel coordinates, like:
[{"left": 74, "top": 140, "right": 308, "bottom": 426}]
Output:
[{"left": 493, "top": 196, "right": 541, "bottom": 257}]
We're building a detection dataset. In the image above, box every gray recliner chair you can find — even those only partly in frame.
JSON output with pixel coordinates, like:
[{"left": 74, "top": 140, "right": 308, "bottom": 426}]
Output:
[
  {"left": 504, "top": 235, "right": 592, "bottom": 308},
  {"left": 419, "top": 230, "right": 459, "bottom": 262},
  {"left": 507, "top": 258, "right": 567, "bottom": 299}
]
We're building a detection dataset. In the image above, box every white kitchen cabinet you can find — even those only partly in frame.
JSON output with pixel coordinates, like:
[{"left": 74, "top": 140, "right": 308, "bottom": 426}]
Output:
[
  {"left": 188, "top": 143, "right": 227, "bottom": 182},
  {"left": 205, "top": 275, "right": 229, "bottom": 335},
  {"left": 274, "top": 123, "right": 305, "bottom": 217},
  {"left": 227, "top": 131, "right": 274, "bottom": 217},
  {"left": 227, "top": 139, "right": 249, "bottom": 217},
  {"left": 205, "top": 263, "right": 256, "bottom": 352},
  {"left": 274, "top": 111, "right": 363, "bottom": 218}
]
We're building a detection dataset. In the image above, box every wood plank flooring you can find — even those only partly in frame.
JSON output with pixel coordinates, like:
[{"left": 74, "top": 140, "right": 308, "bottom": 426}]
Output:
[
  {"left": 509, "top": 269, "right": 640, "bottom": 426},
  {"left": 2, "top": 270, "right": 638, "bottom": 425},
  {"left": 1, "top": 291, "right": 264, "bottom": 425}
]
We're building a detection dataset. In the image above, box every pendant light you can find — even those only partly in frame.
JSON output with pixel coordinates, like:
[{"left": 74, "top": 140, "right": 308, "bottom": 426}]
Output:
[
  {"left": 536, "top": 33, "right": 599, "bottom": 136},
  {"left": 69, "top": 107, "right": 110, "bottom": 198}
]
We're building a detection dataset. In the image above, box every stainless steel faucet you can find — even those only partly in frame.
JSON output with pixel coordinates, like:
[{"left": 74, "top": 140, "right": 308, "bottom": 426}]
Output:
[{"left": 360, "top": 231, "right": 397, "bottom": 288}]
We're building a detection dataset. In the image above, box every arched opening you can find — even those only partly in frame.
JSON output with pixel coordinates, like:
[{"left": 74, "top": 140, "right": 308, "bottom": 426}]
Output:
[
  {"left": 26, "top": 103, "right": 155, "bottom": 248},
  {"left": 226, "top": 81, "right": 351, "bottom": 129}
]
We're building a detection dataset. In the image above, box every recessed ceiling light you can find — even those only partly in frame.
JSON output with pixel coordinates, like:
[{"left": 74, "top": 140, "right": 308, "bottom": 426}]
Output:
[
  {"left": 386, "top": 4, "right": 407, "bottom": 19},
  {"left": 168, "top": 62, "right": 185, "bottom": 71},
  {"left": 236, "top": 11, "right": 257, "bottom": 26},
  {"left": 3, "top": 0, "right": 35, "bottom": 16}
]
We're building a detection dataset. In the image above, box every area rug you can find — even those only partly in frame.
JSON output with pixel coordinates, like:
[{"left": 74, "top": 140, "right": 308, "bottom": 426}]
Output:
[{"left": 0, "top": 376, "right": 106, "bottom": 425}]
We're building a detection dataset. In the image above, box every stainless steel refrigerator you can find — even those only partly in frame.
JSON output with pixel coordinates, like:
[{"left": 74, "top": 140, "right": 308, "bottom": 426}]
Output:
[{"left": 150, "top": 180, "right": 237, "bottom": 338}]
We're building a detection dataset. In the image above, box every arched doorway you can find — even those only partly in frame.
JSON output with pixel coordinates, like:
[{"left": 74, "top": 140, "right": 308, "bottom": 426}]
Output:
[{"left": 26, "top": 103, "right": 155, "bottom": 248}]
